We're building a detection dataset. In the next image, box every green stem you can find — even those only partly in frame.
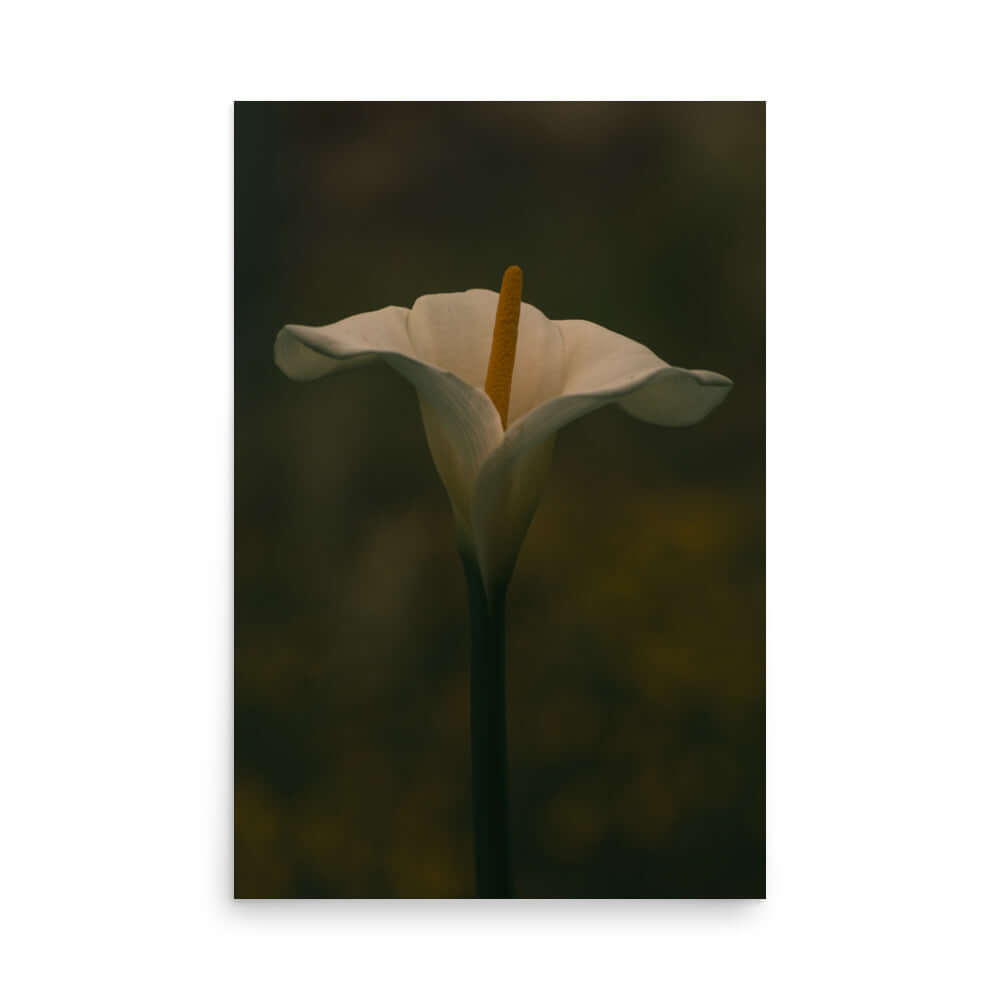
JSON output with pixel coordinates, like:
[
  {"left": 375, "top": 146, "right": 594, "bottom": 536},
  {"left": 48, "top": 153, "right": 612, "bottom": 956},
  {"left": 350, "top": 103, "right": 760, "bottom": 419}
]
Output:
[{"left": 462, "top": 554, "right": 512, "bottom": 898}]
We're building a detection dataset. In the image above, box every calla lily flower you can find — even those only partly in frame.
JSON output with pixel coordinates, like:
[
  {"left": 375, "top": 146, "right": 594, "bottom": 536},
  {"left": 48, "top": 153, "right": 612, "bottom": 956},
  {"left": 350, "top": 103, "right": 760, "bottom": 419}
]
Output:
[
  {"left": 275, "top": 266, "right": 730, "bottom": 897},
  {"left": 275, "top": 268, "right": 732, "bottom": 593}
]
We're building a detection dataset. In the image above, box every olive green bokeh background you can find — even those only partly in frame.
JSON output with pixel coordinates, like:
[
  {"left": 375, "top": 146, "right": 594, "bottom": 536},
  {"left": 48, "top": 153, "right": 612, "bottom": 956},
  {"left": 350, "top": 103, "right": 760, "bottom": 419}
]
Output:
[{"left": 235, "top": 101, "right": 764, "bottom": 898}]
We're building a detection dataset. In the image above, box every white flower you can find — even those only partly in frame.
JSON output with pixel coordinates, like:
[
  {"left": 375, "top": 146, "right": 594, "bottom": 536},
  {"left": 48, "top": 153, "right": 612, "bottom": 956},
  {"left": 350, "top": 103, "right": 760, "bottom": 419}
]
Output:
[{"left": 275, "top": 268, "right": 731, "bottom": 591}]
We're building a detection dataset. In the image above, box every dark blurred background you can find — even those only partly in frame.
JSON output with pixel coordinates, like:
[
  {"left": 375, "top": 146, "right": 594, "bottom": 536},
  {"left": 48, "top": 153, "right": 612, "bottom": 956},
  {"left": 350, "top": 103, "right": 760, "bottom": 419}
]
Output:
[{"left": 235, "top": 102, "right": 764, "bottom": 898}]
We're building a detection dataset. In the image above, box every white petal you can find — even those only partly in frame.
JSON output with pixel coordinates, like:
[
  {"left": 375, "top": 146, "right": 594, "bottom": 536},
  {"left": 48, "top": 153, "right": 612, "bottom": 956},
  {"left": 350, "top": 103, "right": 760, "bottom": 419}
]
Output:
[
  {"left": 471, "top": 434, "right": 556, "bottom": 593},
  {"left": 409, "top": 291, "right": 565, "bottom": 424},
  {"left": 470, "top": 318, "right": 731, "bottom": 586},
  {"left": 275, "top": 306, "right": 414, "bottom": 380},
  {"left": 275, "top": 307, "right": 503, "bottom": 544},
  {"left": 553, "top": 318, "right": 733, "bottom": 426},
  {"left": 617, "top": 366, "right": 734, "bottom": 426},
  {"left": 412, "top": 380, "right": 501, "bottom": 545}
]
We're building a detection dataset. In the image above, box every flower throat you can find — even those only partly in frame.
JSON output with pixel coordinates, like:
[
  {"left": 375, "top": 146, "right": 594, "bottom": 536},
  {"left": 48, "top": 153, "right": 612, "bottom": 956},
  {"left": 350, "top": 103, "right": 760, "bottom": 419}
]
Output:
[{"left": 484, "top": 265, "right": 522, "bottom": 428}]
